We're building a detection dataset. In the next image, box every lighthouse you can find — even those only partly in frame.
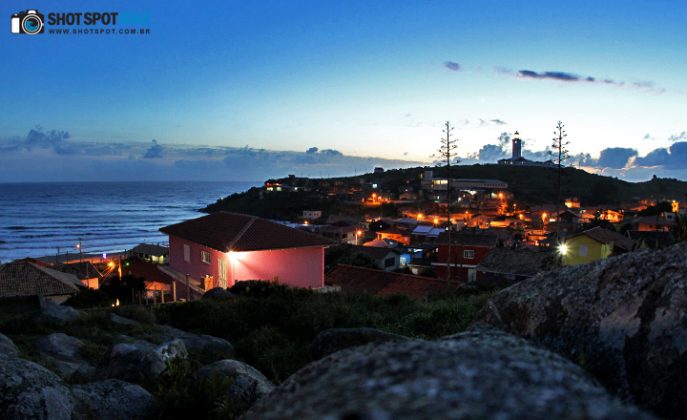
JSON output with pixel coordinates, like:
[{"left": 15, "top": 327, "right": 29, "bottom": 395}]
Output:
[{"left": 512, "top": 131, "right": 522, "bottom": 160}]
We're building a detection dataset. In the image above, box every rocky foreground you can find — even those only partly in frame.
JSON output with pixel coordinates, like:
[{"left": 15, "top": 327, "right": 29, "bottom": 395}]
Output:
[{"left": 1, "top": 243, "right": 686, "bottom": 419}]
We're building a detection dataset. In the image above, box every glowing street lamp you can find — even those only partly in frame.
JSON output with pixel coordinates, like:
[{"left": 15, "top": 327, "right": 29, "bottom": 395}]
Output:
[
  {"left": 355, "top": 230, "right": 363, "bottom": 245},
  {"left": 558, "top": 242, "right": 568, "bottom": 256}
]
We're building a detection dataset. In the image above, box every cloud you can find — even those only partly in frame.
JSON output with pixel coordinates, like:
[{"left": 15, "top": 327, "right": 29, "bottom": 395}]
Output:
[
  {"left": 0, "top": 128, "right": 421, "bottom": 182},
  {"left": 517, "top": 70, "right": 584, "bottom": 82},
  {"left": 669, "top": 131, "right": 687, "bottom": 142},
  {"left": 597, "top": 147, "right": 638, "bottom": 169},
  {"left": 444, "top": 61, "right": 460, "bottom": 71},
  {"left": 490, "top": 119, "right": 507, "bottom": 125},
  {"left": 143, "top": 139, "right": 163, "bottom": 159},
  {"left": 503, "top": 68, "right": 668, "bottom": 94},
  {"left": 635, "top": 142, "right": 687, "bottom": 169}
]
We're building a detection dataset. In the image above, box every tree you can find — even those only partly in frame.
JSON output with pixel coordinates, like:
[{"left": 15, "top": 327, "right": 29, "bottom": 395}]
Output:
[
  {"left": 438, "top": 121, "right": 459, "bottom": 284},
  {"left": 552, "top": 121, "right": 569, "bottom": 241},
  {"left": 673, "top": 214, "right": 687, "bottom": 243}
]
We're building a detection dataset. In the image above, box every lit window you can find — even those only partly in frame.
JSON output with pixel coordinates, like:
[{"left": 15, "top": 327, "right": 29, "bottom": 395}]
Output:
[
  {"left": 201, "top": 250, "right": 211, "bottom": 264},
  {"left": 183, "top": 244, "right": 190, "bottom": 262},
  {"left": 578, "top": 245, "right": 588, "bottom": 257},
  {"left": 463, "top": 249, "right": 475, "bottom": 259}
]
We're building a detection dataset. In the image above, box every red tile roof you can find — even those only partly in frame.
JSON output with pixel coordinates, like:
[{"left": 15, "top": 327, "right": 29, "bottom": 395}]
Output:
[
  {"left": 160, "top": 212, "right": 334, "bottom": 252},
  {"left": 569, "top": 226, "right": 636, "bottom": 251},
  {"left": 326, "top": 264, "right": 450, "bottom": 299},
  {"left": 0, "top": 261, "right": 80, "bottom": 298},
  {"left": 436, "top": 230, "right": 498, "bottom": 247}
]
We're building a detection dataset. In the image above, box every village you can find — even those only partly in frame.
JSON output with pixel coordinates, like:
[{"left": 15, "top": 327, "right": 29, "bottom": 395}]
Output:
[{"left": 2, "top": 132, "right": 685, "bottom": 306}]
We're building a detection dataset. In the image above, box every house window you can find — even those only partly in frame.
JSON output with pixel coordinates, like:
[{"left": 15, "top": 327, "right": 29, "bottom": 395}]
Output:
[
  {"left": 468, "top": 268, "right": 477, "bottom": 282},
  {"left": 183, "top": 244, "right": 190, "bottom": 262},
  {"left": 201, "top": 250, "right": 211, "bottom": 265},
  {"left": 579, "top": 245, "right": 588, "bottom": 257},
  {"left": 463, "top": 249, "right": 475, "bottom": 259}
]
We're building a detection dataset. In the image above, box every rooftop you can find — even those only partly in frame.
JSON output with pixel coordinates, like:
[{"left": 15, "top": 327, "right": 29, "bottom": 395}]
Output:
[
  {"left": 160, "top": 212, "right": 334, "bottom": 252},
  {"left": 0, "top": 261, "right": 81, "bottom": 298},
  {"left": 325, "top": 264, "right": 450, "bottom": 299}
]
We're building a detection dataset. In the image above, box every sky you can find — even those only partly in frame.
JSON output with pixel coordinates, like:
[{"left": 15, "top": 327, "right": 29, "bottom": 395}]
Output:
[{"left": 1, "top": 0, "right": 686, "bottom": 182}]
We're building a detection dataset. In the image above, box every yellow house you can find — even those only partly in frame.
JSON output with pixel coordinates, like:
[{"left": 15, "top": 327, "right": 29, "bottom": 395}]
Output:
[{"left": 562, "top": 226, "right": 636, "bottom": 266}]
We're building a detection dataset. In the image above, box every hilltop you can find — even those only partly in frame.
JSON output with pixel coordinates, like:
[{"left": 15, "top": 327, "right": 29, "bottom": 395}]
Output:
[{"left": 202, "top": 164, "right": 687, "bottom": 219}]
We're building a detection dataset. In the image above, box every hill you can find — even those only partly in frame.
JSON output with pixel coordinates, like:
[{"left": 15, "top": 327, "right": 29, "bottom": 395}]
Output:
[{"left": 203, "top": 164, "right": 687, "bottom": 218}]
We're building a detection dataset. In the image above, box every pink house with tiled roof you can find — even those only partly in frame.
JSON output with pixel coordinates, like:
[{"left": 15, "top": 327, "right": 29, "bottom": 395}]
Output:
[{"left": 160, "top": 212, "right": 332, "bottom": 291}]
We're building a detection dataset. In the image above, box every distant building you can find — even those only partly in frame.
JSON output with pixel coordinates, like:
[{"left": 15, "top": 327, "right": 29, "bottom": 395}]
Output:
[
  {"left": 130, "top": 243, "right": 169, "bottom": 264},
  {"left": 498, "top": 131, "right": 556, "bottom": 167},
  {"left": 433, "top": 230, "right": 498, "bottom": 282},
  {"left": 477, "top": 248, "right": 556, "bottom": 286},
  {"left": 56, "top": 261, "right": 103, "bottom": 289},
  {"left": 562, "top": 226, "right": 636, "bottom": 266},
  {"left": 348, "top": 246, "right": 400, "bottom": 271},
  {"left": 302, "top": 210, "right": 322, "bottom": 221}
]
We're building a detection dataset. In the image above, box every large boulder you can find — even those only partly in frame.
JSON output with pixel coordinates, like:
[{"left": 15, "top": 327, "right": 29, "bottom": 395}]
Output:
[
  {"left": 0, "top": 333, "right": 19, "bottom": 358},
  {"left": 72, "top": 379, "right": 154, "bottom": 420},
  {"left": 197, "top": 359, "right": 274, "bottom": 404},
  {"left": 36, "top": 302, "right": 82, "bottom": 326},
  {"left": 244, "top": 328, "right": 650, "bottom": 419},
  {"left": 475, "top": 243, "right": 687, "bottom": 418},
  {"left": 36, "top": 333, "right": 94, "bottom": 380},
  {"left": 103, "top": 341, "right": 167, "bottom": 383},
  {"left": 155, "top": 325, "right": 234, "bottom": 363},
  {"left": 0, "top": 355, "right": 75, "bottom": 419},
  {"left": 310, "top": 327, "right": 410, "bottom": 360},
  {"left": 182, "top": 334, "right": 235, "bottom": 363}
]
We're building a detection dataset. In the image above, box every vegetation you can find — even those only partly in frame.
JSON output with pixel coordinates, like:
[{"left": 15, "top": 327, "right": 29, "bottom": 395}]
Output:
[{"left": 155, "top": 283, "right": 494, "bottom": 382}]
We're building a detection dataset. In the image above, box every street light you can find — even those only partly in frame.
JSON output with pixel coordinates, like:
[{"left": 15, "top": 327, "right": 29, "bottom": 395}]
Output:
[
  {"left": 558, "top": 242, "right": 568, "bottom": 256},
  {"left": 355, "top": 230, "right": 363, "bottom": 245}
]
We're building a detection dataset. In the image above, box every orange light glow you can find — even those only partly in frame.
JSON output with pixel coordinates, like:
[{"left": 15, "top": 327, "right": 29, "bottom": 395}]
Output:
[
  {"left": 417, "top": 213, "right": 424, "bottom": 220},
  {"left": 433, "top": 217, "right": 439, "bottom": 225}
]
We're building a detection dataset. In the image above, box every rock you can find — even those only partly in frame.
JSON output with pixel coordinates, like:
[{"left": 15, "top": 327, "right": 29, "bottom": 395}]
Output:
[
  {"left": 156, "top": 338, "right": 188, "bottom": 364},
  {"left": 197, "top": 359, "right": 274, "bottom": 404},
  {"left": 0, "top": 354, "right": 75, "bottom": 419},
  {"left": 72, "top": 379, "right": 153, "bottom": 420},
  {"left": 103, "top": 341, "right": 166, "bottom": 383},
  {"left": 36, "top": 302, "right": 82, "bottom": 326},
  {"left": 474, "top": 243, "right": 687, "bottom": 418},
  {"left": 203, "top": 287, "right": 234, "bottom": 300},
  {"left": 310, "top": 327, "right": 410, "bottom": 360},
  {"left": 108, "top": 313, "right": 141, "bottom": 328},
  {"left": 0, "top": 333, "right": 19, "bottom": 358},
  {"left": 244, "top": 328, "right": 651, "bottom": 419},
  {"left": 155, "top": 324, "right": 234, "bottom": 363},
  {"left": 182, "top": 334, "right": 235, "bottom": 363},
  {"left": 36, "top": 333, "right": 94, "bottom": 381}
]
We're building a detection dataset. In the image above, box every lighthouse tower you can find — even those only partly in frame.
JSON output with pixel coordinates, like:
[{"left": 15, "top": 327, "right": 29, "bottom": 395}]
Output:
[{"left": 512, "top": 131, "right": 522, "bottom": 160}]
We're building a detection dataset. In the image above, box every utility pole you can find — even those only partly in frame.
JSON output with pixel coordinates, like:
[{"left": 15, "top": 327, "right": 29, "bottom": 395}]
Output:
[
  {"left": 552, "top": 121, "right": 569, "bottom": 244},
  {"left": 438, "top": 121, "right": 459, "bottom": 285}
]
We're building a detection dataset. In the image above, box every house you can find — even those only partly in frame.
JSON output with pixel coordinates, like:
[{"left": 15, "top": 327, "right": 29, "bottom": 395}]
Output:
[
  {"left": 433, "top": 230, "right": 498, "bottom": 283},
  {"left": 477, "top": 248, "right": 556, "bottom": 286},
  {"left": 375, "top": 227, "right": 411, "bottom": 246},
  {"left": 562, "top": 226, "right": 636, "bottom": 266},
  {"left": 130, "top": 243, "right": 169, "bottom": 264},
  {"left": 56, "top": 261, "right": 103, "bottom": 289},
  {"left": 622, "top": 215, "right": 676, "bottom": 232},
  {"left": 326, "top": 264, "right": 450, "bottom": 299},
  {"left": 411, "top": 224, "right": 444, "bottom": 245},
  {"left": 159, "top": 212, "right": 333, "bottom": 292},
  {"left": 626, "top": 230, "right": 675, "bottom": 250},
  {"left": 0, "top": 260, "right": 81, "bottom": 304},
  {"left": 314, "top": 224, "right": 359, "bottom": 245},
  {"left": 302, "top": 210, "right": 322, "bottom": 221},
  {"left": 348, "top": 246, "right": 400, "bottom": 271}
]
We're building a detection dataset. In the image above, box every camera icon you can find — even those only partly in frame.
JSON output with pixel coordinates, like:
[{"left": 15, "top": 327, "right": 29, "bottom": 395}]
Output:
[{"left": 11, "top": 10, "right": 44, "bottom": 35}]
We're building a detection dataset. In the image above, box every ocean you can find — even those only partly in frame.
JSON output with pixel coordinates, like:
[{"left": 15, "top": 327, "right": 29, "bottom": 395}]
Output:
[{"left": 0, "top": 181, "right": 258, "bottom": 263}]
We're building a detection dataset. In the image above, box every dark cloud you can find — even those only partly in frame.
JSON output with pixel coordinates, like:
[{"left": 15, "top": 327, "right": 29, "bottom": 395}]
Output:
[
  {"left": 597, "top": 147, "right": 638, "bottom": 169},
  {"left": 478, "top": 144, "right": 508, "bottom": 161},
  {"left": 669, "top": 131, "right": 687, "bottom": 142},
  {"left": 518, "top": 70, "right": 584, "bottom": 82},
  {"left": 306, "top": 147, "right": 319, "bottom": 154},
  {"left": 491, "top": 119, "right": 507, "bottom": 125},
  {"left": 444, "top": 61, "right": 460, "bottom": 71},
  {"left": 635, "top": 142, "right": 687, "bottom": 169},
  {"left": 319, "top": 149, "right": 343, "bottom": 157},
  {"left": 143, "top": 139, "right": 163, "bottom": 159}
]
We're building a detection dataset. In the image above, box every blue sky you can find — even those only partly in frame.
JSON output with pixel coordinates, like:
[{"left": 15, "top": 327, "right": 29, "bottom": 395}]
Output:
[{"left": 2, "top": 0, "right": 686, "bottom": 181}]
